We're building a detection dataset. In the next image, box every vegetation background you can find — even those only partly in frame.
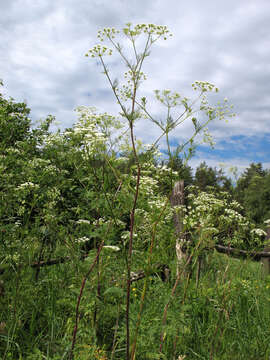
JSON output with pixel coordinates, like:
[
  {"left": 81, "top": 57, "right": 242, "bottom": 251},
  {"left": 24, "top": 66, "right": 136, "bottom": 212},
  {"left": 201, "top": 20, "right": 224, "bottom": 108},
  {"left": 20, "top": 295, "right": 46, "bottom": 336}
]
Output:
[{"left": 1, "top": 24, "right": 270, "bottom": 360}]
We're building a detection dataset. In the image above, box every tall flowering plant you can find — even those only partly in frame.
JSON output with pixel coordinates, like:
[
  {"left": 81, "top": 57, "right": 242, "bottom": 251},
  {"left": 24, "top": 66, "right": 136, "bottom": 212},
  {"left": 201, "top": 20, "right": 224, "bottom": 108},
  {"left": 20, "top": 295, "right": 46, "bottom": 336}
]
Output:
[{"left": 67, "top": 23, "right": 235, "bottom": 359}]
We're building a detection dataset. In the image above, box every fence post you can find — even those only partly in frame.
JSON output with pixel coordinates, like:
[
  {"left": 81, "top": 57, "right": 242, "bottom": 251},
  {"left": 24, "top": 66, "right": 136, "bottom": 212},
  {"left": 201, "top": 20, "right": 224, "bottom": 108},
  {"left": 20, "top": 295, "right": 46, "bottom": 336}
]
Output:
[
  {"left": 262, "top": 227, "right": 270, "bottom": 275},
  {"left": 170, "top": 180, "right": 187, "bottom": 277}
]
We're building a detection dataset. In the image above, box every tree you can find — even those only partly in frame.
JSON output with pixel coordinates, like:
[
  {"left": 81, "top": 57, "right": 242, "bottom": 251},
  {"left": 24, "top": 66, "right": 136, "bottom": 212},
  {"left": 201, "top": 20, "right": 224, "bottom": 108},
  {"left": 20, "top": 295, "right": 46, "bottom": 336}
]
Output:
[
  {"left": 236, "top": 165, "right": 270, "bottom": 225},
  {"left": 234, "top": 163, "right": 269, "bottom": 224},
  {"left": 166, "top": 156, "right": 193, "bottom": 187},
  {"left": 194, "top": 162, "right": 218, "bottom": 190},
  {"left": 235, "top": 163, "right": 266, "bottom": 201},
  {"left": 0, "top": 89, "right": 31, "bottom": 151},
  {"left": 194, "top": 162, "right": 233, "bottom": 193}
]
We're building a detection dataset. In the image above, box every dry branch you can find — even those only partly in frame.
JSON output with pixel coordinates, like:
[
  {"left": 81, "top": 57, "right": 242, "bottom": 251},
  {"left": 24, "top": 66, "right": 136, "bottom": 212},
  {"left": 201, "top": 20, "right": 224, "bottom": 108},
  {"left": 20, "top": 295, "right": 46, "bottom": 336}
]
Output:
[
  {"left": 214, "top": 244, "right": 270, "bottom": 261},
  {"left": 30, "top": 254, "right": 89, "bottom": 268}
]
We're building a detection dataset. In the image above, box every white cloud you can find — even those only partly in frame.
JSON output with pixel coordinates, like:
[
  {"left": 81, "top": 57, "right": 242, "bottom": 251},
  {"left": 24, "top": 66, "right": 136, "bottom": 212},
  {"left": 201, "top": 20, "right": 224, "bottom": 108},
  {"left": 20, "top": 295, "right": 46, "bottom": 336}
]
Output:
[{"left": 1, "top": 0, "right": 270, "bottom": 168}]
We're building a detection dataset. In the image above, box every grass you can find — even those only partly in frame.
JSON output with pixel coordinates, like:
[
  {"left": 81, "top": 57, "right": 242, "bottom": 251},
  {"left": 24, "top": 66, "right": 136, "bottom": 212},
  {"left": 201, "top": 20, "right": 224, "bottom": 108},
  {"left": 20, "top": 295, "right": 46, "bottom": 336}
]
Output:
[{"left": 1, "top": 249, "right": 270, "bottom": 359}]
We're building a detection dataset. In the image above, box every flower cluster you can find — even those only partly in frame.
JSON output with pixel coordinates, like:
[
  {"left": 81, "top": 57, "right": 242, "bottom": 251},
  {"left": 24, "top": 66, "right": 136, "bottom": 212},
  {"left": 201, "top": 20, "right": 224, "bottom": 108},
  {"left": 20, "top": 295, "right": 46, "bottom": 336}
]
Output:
[
  {"left": 17, "top": 182, "right": 39, "bottom": 190},
  {"left": 121, "top": 231, "right": 138, "bottom": 241},
  {"left": 192, "top": 81, "right": 219, "bottom": 93},
  {"left": 85, "top": 44, "right": 113, "bottom": 58},
  {"left": 73, "top": 106, "right": 108, "bottom": 155},
  {"left": 139, "top": 176, "right": 158, "bottom": 196},
  {"left": 97, "top": 27, "right": 119, "bottom": 42},
  {"left": 154, "top": 89, "right": 182, "bottom": 107},
  {"left": 76, "top": 219, "right": 91, "bottom": 225},
  {"left": 116, "top": 83, "right": 133, "bottom": 102},
  {"left": 182, "top": 186, "right": 264, "bottom": 248},
  {"left": 43, "top": 132, "right": 65, "bottom": 146},
  {"left": 76, "top": 236, "right": 90, "bottom": 244},
  {"left": 124, "top": 70, "right": 147, "bottom": 83},
  {"left": 86, "top": 23, "right": 172, "bottom": 62},
  {"left": 201, "top": 127, "right": 216, "bottom": 148},
  {"left": 122, "top": 23, "right": 172, "bottom": 40},
  {"left": 251, "top": 228, "right": 267, "bottom": 237},
  {"left": 156, "top": 164, "right": 178, "bottom": 178}
]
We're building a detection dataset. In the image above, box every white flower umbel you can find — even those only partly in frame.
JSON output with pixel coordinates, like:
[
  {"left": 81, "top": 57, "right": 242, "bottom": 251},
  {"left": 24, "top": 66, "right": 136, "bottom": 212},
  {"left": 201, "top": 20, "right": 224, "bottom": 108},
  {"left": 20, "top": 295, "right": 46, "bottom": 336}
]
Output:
[
  {"left": 76, "top": 236, "right": 90, "bottom": 243},
  {"left": 103, "top": 245, "right": 121, "bottom": 252},
  {"left": 76, "top": 219, "right": 91, "bottom": 225},
  {"left": 251, "top": 229, "right": 267, "bottom": 237},
  {"left": 17, "top": 182, "right": 39, "bottom": 190}
]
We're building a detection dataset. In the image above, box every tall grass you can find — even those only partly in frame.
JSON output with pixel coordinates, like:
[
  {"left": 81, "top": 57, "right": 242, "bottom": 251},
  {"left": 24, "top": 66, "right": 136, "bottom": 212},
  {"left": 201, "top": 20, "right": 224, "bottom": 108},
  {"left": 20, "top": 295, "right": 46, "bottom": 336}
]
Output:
[{"left": 1, "top": 248, "right": 270, "bottom": 359}]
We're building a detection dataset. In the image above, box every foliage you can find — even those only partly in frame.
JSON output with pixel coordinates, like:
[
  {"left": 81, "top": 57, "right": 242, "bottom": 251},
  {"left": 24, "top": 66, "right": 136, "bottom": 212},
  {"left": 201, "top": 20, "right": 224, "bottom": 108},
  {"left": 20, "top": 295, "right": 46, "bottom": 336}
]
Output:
[
  {"left": 235, "top": 163, "right": 270, "bottom": 225},
  {"left": 194, "top": 161, "right": 233, "bottom": 194},
  {"left": 183, "top": 185, "right": 266, "bottom": 250}
]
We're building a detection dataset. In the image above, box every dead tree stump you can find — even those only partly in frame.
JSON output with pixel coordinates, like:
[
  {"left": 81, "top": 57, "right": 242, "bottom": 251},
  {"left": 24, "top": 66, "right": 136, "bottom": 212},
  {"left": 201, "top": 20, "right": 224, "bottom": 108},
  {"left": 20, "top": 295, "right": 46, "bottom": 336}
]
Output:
[
  {"left": 262, "top": 227, "right": 270, "bottom": 275},
  {"left": 170, "top": 180, "right": 187, "bottom": 277}
]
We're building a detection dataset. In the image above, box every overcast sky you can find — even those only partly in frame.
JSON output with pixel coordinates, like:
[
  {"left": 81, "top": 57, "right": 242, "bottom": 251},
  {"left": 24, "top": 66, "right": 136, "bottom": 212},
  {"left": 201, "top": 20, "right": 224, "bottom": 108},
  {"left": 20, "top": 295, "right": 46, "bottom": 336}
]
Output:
[{"left": 1, "top": 0, "right": 270, "bottom": 176}]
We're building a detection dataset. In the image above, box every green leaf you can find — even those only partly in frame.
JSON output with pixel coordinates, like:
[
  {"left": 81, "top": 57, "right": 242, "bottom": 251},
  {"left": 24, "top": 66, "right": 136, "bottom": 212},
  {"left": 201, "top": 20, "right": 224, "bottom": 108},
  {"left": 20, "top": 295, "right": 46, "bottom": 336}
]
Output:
[{"left": 104, "top": 286, "right": 124, "bottom": 298}]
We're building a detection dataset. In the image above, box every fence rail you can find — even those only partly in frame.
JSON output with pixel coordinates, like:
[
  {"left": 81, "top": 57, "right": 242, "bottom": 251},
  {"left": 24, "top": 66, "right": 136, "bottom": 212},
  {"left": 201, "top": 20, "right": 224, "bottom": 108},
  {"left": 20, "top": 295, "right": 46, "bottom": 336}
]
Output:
[
  {"left": 171, "top": 180, "right": 270, "bottom": 275},
  {"left": 1, "top": 181, "right": 270, "bottom": 277}
]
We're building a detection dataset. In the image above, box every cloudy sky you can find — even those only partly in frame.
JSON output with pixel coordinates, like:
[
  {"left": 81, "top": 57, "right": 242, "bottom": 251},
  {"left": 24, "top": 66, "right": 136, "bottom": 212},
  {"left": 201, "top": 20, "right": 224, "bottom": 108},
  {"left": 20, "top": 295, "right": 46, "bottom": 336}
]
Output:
[{"left": 1, "top": 0, "right": 270, "bottom": 175}]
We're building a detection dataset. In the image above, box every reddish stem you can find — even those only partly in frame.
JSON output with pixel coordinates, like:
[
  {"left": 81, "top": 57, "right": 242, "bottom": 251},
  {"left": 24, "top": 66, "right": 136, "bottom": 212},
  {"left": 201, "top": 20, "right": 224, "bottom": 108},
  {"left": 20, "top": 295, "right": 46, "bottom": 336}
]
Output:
[{"left": 69, "top": 240, "right": 104, "bottom": 359}]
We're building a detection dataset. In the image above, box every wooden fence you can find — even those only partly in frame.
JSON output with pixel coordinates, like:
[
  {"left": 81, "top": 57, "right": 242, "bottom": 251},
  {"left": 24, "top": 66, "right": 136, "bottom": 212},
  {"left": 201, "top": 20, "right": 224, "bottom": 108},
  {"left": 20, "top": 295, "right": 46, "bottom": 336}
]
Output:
[
  {"left": 1, "top": 180, "right": 270, "bottom": 280},
  {"left": 171, "top": 180, "right": 270, "bottom": 275}
]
